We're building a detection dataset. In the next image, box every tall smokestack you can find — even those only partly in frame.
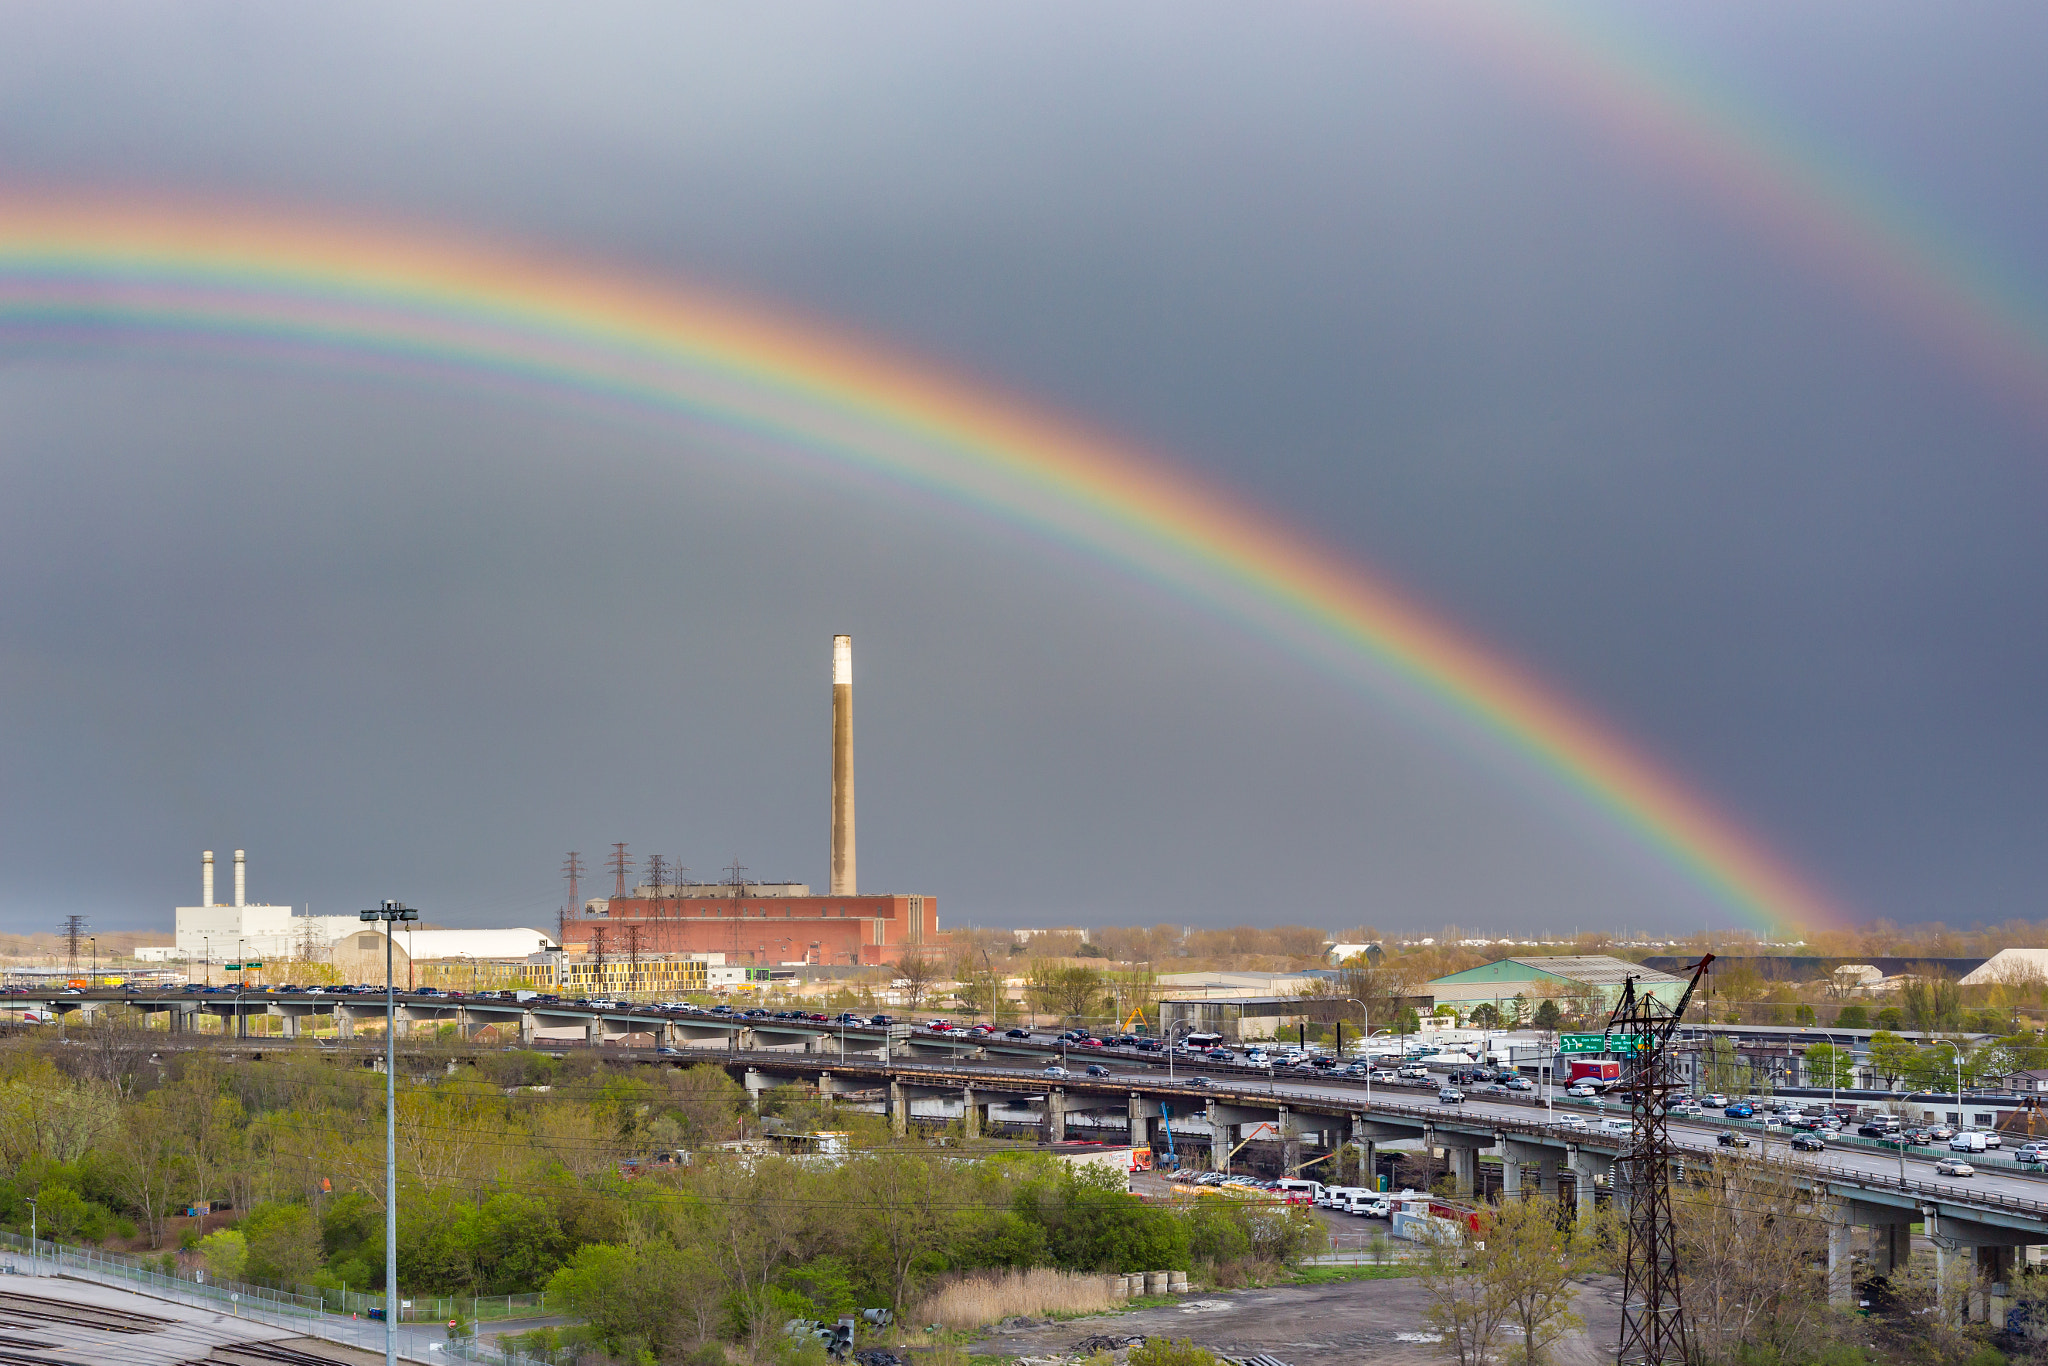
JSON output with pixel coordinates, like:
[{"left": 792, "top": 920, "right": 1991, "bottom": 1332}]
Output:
[
  {"left": 202, "top": 851, "right": 215, "bottom": 908},
  {"left": 234, "top": 849, "right": 246, "bottom": 908},
  {"left": 830, "top": 634, "right": 856, "bottom": 896}
]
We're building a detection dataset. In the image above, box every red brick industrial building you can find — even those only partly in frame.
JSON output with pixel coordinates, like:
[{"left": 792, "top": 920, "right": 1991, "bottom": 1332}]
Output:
[{"left": 559, "top": 887, "right": 936, "bottom": 967}]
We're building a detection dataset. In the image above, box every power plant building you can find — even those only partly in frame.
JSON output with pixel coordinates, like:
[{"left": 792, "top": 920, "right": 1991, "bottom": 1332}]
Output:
[{"left": 557, "top": 635, "right": 939, "bottom": 967}]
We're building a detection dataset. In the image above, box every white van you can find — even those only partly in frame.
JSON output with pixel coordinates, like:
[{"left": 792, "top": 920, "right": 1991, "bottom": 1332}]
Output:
[
  {"left": 1319, "top": 1184, "right": 1370, "bottom": 1209},
  {"left": 1596, "top": 1117, "right": 1636, "bottom": 1140},
  {"left": 1950, "top": 1131, "right": 1989, "bottom": 1154},
  {"left": 1342, "top": 1191, "right": 1393, "bottom": 1218}
]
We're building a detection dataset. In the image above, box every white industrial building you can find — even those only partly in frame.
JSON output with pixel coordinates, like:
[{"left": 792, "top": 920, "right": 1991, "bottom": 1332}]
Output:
[{"left": 135, "top": 850, "right": 553, "bottom": 972}]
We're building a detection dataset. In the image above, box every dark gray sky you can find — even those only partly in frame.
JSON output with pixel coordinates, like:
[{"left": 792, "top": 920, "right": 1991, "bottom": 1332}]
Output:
[{"left": 2, "top": 2, "right": 2045, "bottom": 937}]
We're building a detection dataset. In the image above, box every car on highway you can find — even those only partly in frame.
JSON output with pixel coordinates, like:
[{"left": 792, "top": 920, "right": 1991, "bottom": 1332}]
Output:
[
  {"left": 1724, "top": 1102, "right": 1755, "bottom": 1118},
  {"left": 1717, "top": 1130, "right": 1751, "bottom": 1148},
  {"left": 1005, "top": 1028, "right": 1032, "bottom": 1039},
  {"left": 1926, "top": 1125, "right": 1956, "bottom": 1141},
  {"left": 1084, "top": 1064, "right": 1112, "bottom": 1077},
  {"left": 1705, "top": 1093, "right": 1729, "bottom": 1108},
  {"left": 1790, "top": 1133, "right": 1827, "bottom": 1153},
  {"left": 1369, "top": 1068, "right": 1399, "bottom": 1083},
  {"left": 1398, "top": 1063, "right": 1430, "bottom": 1080},
  {"left": 1934, "top": 1158, "right": 1976, "bottom": 1178},
  {"left": 1505, "top": 1075, "right": 1534, "bottom": 1091},
  {"left": 1185, "top": 1076, "right": 1214, "bottom": 1089},
  {"left": 1437, "top": 1087, "right": 1466, "bottom": 1105},
  {"left": 2016, "top": 1144, "right": 2048, "bottom": 1165},
  {"left": 1042, "top": 1065, "right": 1070, "bottom": 1079},
  {"left": 1566, "top": 1082, "right": 1599, "bottom": 1098},
  {"left": 1671, "top": 1101, "right": 1704, "bottom": 1117}
]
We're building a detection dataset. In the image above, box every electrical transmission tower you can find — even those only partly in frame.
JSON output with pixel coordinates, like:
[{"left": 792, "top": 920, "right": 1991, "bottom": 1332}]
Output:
[
  {"left": 644, "top": 854, "right": 667, "bottom": 898},
  {"left": 609, "top": 843, "right": 631, "bottom": 899},
  {"left": 60, "top": 915, "right": 87, "bottom": 972},
  {"left": 1606, "top": 954, "right": 1714, "bottom": 1366},
  {"left": 560, "top": 852, "right": 584, "bottom": 943}
]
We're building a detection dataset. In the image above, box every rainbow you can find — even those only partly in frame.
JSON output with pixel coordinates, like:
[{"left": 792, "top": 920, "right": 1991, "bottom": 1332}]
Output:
[
  {"left": 0, "top": 197, "right": 1850, "bottom": 935},
  {"left": 1399, "top": 1, "right": 2048, "bottom": 429}
]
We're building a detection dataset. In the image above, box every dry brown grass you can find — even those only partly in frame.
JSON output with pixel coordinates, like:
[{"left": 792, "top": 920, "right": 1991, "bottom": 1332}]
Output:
[{"left": 918, "top": 1268, "right": 1120, "bottom": 1328}]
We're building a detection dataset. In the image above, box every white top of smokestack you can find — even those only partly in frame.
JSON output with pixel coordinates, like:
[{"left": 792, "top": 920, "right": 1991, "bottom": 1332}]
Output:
[{"left": 833, "top": 634, "right": 852, "bottom": 686}]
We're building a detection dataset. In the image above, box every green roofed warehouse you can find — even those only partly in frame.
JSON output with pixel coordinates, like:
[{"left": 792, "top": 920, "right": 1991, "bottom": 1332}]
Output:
[{"left": 1426, "top": 955, "right": 1687, "bottom": 1017}]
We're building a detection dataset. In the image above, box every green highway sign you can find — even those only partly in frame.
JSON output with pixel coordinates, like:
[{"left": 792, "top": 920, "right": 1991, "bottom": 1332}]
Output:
[
  {"left": 1558, "top": 1034, "right": 1607, "bottom": 1053},
  {"left": 225, "top": 962, "right": 263, "bottom": 971},
  {"left": 224, "top": 963, "right": 241, "bottom": 971}
]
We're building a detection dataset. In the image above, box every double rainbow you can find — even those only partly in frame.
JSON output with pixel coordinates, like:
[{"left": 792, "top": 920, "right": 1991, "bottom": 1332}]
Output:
[{"left": 0, "top": 198, "right": 1848, "bottom": 935}]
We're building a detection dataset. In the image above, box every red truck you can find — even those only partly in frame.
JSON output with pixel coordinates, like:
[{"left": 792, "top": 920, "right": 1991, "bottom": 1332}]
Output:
[{"left": 1568, "top": 1059, "right": 1622, "bottom": 1091}]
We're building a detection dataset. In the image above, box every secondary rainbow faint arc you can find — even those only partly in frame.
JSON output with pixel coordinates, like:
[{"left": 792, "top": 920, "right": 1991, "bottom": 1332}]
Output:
[{"left": 0, "top": 200, "right": 1848, "bottom": 935}]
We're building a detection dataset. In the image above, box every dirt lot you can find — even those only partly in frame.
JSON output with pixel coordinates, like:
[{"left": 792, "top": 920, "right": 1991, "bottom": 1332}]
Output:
[{"left": 967, "top": 1274, "right": 1626, "bottom": 1366}]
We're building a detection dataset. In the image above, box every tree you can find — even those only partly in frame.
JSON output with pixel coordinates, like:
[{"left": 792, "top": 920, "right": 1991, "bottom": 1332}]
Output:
[
  {"left": 107, "top": 1090, "right": 189, "bottom": 1248},
  {"left": 851, "top": 1150, "right": 968, "bottom": 1312},
  {"left": 1417, "top": 1218, "right": 1508, "bottom": 1366},
  {"left": 1802, "top": 1043, "right": 1852, "bottom": 1090},
  {"left": 1531, "top": 999, "right": 1562, "bottom": 1032},
  {"left": 1867, "top": 1030, "right": 1915, "bottom": 1089},
  {"left": 1026, "top": 963, "right": 1106, "bottom": 1023},
  {"left": 895, "top": 950, "right": 941, "bottom": 1013},
  {"left": 1469, "top": 1003, "right": 1502, "bottom": 1029},
  {"left": 1482, "top": 1197, "right": 1602, "bottom": 1366},
  {"left": 1833, "top": 1004, "right": 1869, "bottom": 1029},
  {"left": 242, "top": 1202, "right": 323, "bottom": 1286},
  {"left": 1675, "top": 1152, "right": 1829, "bottom": 1363}
]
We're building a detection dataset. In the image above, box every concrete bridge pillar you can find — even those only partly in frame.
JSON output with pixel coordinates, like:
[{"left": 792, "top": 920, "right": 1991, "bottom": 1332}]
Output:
[
  {"left": 1128, "top": 1095, "right": 1150, "bottom": 1149},
  {"left": 336, "top": 1009, "right": 354, "bottom": 1040},
  {"left": 889, "top": 1080, "right": 908, "bottom": 1137},
  {"left": 1567, "top": 1145, "right": 1597, "bottom": 1219},
  {"left": 1875, "top": 1221, "right": 1911, "bottom": 1275},
  {"left": 585, "top": 1017, "right": 604, "bottom": 1046},
  {"left": 1048, "top": 1089, "right": 1067, "bottom": 1144},
  {"left": 1535, "top": 1152, "right": 1559, "bottom": 1198},
  {"left": 1497, "top": 1137, "right": 1521, "bottom": 1199},
  {"left": 1826, "top": 1207, "right": 1853, "bottom": 1309},
  {"left": 280, "top": 1012, "right": 299, "bottom": 1040},
  {"left": 1279, "top": 1106, "right": 1300, "bottom": 1175},
  {"left": 962, "top": 1085, "right": 980, "bottom": 1139},
  {"left": 747, "top": 1069, "right": 770, "bottom": 1115},
  {"left": 518, "top": 1011, "right": 535, "bottom": 1046}
]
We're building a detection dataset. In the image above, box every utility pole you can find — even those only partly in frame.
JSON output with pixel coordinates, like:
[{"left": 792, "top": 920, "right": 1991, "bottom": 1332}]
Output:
[
  {"left": 625, "top": 924, "right": 643, "bottom": 999},
  {"left": 1608, "top": 955, "right": 1713, "bottom": 1366},
  {"left": 358, "top": 900, "right": 419, "bottom": 1366},
  {"left": 608, "top": 843, "right": 631, "bottom": 899},
  {"left": 60, "top": 916, "right": 86, "bottom": 975},
  {"left": 560, "top": 852, "right": 583, "bottom": 944}
]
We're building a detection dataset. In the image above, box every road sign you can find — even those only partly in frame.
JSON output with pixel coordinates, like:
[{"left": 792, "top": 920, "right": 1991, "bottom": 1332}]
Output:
[
  {"left": 1558, "top": 1034, "right": 1607, "bottom": 1053},
  {"left": 244, "top": 961, "right": 263, "bottom": 969},
  {"left": 224, "top": 963, "right": 241, "bottom": 971}
]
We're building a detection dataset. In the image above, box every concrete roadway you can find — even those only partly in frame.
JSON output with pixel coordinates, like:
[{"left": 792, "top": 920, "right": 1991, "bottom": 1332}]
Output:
[{"left": 927, "top": 1055, "right": 2048, "bottom": 1206}]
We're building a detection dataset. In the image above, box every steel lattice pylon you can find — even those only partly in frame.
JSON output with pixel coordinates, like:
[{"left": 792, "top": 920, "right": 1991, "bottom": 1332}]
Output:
[{"left": 1606, "top": 955, "right": 1713, "bottom": 1366}]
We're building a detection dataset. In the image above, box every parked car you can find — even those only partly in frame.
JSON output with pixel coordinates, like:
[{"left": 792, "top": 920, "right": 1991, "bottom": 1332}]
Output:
[
  {"left": 1717, "top": 1131, "right": 1751, "bottom": 1148},
  {"left": 1934, "top": 1158, "right": 1976, "bottom": 1178}
]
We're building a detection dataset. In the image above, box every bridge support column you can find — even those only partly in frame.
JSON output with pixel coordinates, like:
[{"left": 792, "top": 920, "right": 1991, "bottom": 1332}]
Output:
[
  {"left": 1498, "top": 1140, "right": 1520, "bottom": 1199},
  {"left": 1876, "top": 1221, "right": 1911, "bottom": 1275},
  {"left": 1826, "top": 1208, "right": 1853, "bottom": 1309},
  {"left": 586, "top": 1018, "right": 604, "bottom": 1046},
  {"left": 1448, "top": 1147, "right": 1477, "bottom": 1199},
  {"left": 747, "top": 1069, "right": 769, "bottom": 1115},
  {"left": 1048, "top": 1089, "right": 1067, "bottom": 1144},
  {"left": 962, "top": 1086, "right": 980, "bottom": 1139},
  {"left": 1279, "top": 1106, "right": 1300, "bottom": 1175},
  {"left": 280, "top": 1012, "right": 299, "bottom": 1040},
  {"left": 1535, "top": 1152, "right": 1559, "bottom": 1198},
  {"left": 1978, "top": 1246, "right": 2015, "bottom": 1324},
  {"left": 336, "top": 1009, "right": 354, "bottom": 1041},
  {"left": 1567, "top": 1145, "right": 1595, "bottom": 1219},
  {"left": 889, "top": 1080, "right": 908, "bottom": 1137},
  {"left": 1128, "top": 1096, "right": 1150, "bottom": 1149},
  {"left": 518, "top": 1012, "right": 535, "bottom": 1046}
]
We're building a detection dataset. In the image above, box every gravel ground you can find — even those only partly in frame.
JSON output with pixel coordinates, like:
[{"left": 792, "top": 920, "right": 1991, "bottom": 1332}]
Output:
[{"left": 967, "top": 1274, "right": 1626, "bottom": 1366}]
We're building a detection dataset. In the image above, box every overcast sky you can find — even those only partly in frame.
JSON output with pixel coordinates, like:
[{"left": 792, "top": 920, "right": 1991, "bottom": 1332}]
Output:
[{"left": 2, "top": 2, "right": 2044, "bottom": 937}]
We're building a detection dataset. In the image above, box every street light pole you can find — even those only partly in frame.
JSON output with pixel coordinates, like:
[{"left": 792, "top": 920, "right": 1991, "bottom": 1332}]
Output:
[
  {"left": 1344, "top": 999, "right": 1370, "bottom": 1106},
  {"left": 360, "top": 900, "right": 418, "bottom": 1366}
]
